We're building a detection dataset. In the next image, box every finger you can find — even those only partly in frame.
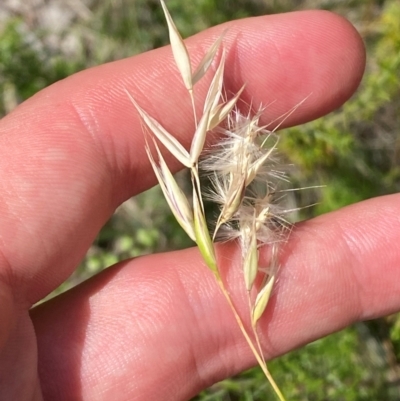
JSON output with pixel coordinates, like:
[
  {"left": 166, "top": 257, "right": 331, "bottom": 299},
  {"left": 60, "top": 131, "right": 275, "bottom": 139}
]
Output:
[
  {"left": 0, "top": 11, "right": 364, "bottom": 308},
  {"left": 32, "top": 194, "right": 400, "bottom": 400}
]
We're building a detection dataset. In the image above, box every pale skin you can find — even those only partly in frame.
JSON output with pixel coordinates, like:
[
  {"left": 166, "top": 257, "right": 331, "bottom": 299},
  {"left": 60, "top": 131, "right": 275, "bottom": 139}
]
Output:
[{"left": 0, "top": 9, "right": 399, "bottom": 401}]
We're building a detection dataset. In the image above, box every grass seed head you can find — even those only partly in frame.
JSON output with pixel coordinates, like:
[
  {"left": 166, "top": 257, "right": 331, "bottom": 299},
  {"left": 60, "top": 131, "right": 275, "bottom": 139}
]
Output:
[{"left": 131, "top": 3, "right": 297, "bottom": 399}]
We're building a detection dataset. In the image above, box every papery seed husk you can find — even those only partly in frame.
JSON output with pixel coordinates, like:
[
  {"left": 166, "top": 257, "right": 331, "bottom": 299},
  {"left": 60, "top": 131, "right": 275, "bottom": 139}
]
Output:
[
  {"left": 208, "top": 84, "right": 245, "bottom": 130},
  {"left": 157, "top": 150, "right": 196, "bottom": 241},
  {"left": 192, "top": 32, "right": 225, "bottom": 85},
  {"left": 160, "top": 0, "right": 193, "bottom": 91},
  {"left": 252, "top": 273, "right": 276, "bottom": 324},
  {"left": 243, "top": 226, "right": 259, "bottom": 291},
  {"left": 207, "top": 103, "right": 223, "bottom": 131},
  {"left": 126, "top": 90, "right": 191, "bottom": 167},
  {"left": 190, "top": 107, "right": 211, "bottom": 164},
  {"left": 203, "top": 49, "right": 226, "bottom": 114},
  {"left": 245, "top": 143, "right": 277, "bottom": 186},
  {"left": 193, "top": 187, "right": 218, "bottom": 274},
  {"left": 214, "top": 176, "right": 246, "bottom": 234},
  {"left": 146, "top": 141, "right": 196, "bottom": 241}
]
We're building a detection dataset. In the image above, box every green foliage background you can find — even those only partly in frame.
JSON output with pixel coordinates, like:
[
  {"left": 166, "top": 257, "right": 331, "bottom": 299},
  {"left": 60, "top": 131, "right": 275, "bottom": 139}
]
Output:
[{"left": 0, "top": 0, "right": 399, "bottom": 399}]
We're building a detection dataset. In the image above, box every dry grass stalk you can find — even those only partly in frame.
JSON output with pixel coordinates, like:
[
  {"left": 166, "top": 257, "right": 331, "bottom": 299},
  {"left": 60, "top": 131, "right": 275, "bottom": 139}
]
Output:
[{"left": 126, "top": 2, "right": 300, "bottom": 400}]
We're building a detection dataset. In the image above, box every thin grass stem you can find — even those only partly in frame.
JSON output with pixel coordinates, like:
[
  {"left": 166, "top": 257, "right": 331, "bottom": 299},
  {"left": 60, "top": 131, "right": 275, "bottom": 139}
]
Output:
[{"left": 214, "top": 276, "right": 286, "bottom": 401}]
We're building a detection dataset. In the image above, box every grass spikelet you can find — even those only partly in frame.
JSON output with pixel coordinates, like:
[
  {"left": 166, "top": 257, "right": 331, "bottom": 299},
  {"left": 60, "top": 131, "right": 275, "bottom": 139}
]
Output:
[
  {"left": 253, "top": 253, "right": 277, "bottom": 324},
  {"left": 190, "top": 107, "right": 211, "bottom": 164},
  {"left": 203, "top": 48, "right": 226, "bottom": 113},
  {"left": 192, "top": 32, "right": 226, "bottom": 85},
  {"left": 126, "top": 89, "right": 191, "bottom": 167},
  {"left": 208, "top": 84, "right": 245, "bottom": 130},
  {"left": 145, "top": 138, "right": 196, "bottom": 241},
  {"left": 242, "top": 217, "right": 259, "bottom": 291},
  {"left": 193, "top": 186, "right": 218, "bottom": 275},
  {"left": 126, "top": 3, "right": 313, "bottom": 400},
  {"left": 160, "top": 0, "right": 192, "bottom": 92}
]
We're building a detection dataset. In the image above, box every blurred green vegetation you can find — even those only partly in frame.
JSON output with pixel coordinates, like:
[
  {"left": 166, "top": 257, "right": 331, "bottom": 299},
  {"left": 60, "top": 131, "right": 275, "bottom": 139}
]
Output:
[
  {"left": 0, "top": 0, "right": 399, "bottom": 399},
  {"left": 195, "top": 325, "right": 398, "bottom": 400}
]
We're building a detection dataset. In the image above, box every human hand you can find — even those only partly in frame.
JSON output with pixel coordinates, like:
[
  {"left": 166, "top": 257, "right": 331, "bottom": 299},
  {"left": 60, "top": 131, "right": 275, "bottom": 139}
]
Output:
[{"left": 1, "top": 10, "right": 398, "bottom": 401}]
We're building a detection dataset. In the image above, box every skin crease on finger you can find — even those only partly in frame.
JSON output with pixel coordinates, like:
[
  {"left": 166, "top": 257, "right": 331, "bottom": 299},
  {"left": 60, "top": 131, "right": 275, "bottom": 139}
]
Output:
[{"left": 0, "top": 9, "right": 372, "bottom": 401}]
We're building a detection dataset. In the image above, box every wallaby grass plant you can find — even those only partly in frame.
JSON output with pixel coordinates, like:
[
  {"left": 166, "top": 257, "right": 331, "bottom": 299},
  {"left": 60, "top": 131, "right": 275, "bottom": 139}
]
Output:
[{"left": 125, "top": 2, "right": 311, "bottom": 399}]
